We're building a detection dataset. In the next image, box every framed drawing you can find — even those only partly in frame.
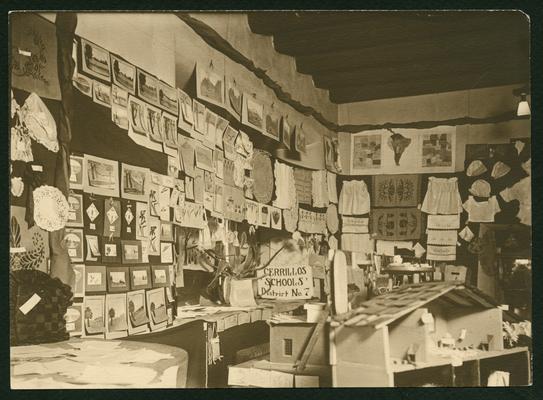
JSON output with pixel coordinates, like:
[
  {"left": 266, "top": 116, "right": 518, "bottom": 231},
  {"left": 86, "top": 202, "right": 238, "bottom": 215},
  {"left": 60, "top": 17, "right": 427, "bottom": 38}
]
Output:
[
  {"left": 242, "top": 95, "right": 264, "bottom": 132},
  {"left": 295, "top": 123, "right": 307, "bottom": 153},
  {"left": 83, "top": 155, "right": 119, "bottom": 198},
  {"left": 105, "top": 293, "right": 128, "bottom": 339},
  {"left": 137, "top": 68, "right": 160, "bottom": 106},
  {"left": 110, "top": 54, "right": 136, "bottom": 94},
  {"left": 69, "top": 155, "right": 84, "bottom": 190},
  {"left": 146, "top": 288, "right": 168, "bottom": 329},
  {"left": 196, "top": 63, "right": 225, "bottom": 107},
  {"left": 67, "top": 193, "right": 84, "bottom": 227},
  {"left": 129, "top": 266, "right": 152, "bottom": 290},
  {"left": 106, "top": 266, "right": 130, "bottom": 293},
  {"left": 350, "top": 132, "right": 383, "bottom": 174},
  {"left": 121, "top": 240, "right": 143, "bottom": 264},
  {"left": 101, "top": 238, "right": 121, "bottom": 264},
  {"left": 64, "top": 228, "right": 84, "bottom": 263},
  {"left": 225, "top": 75, "right": 243, "bottom": 120},
  {"left": 85, "top": 265, "right": 107, "bottom": 294},
  {"left": 281, "top": 116, "right": 294, "bottom": 150},
  {"left": 121, "top": 163, "right": 149, "bottom": 202},
  {"left": 92, "top": 81, "right": 111, "bottom": 108},
  {"left": 264, "top": 104, "right": 281, "bottom": 141},
  {"left": 151, "top": 265, "right": 170, "bottom": 288},
  {"left": 157, "top": 80, "right": 178, "bottom": 115},
  {"left": 127, "top": 289, "right": 149, "bottom": 334},
  {"left": 80, "top": 38, "right": 111, "bottom": 81}
]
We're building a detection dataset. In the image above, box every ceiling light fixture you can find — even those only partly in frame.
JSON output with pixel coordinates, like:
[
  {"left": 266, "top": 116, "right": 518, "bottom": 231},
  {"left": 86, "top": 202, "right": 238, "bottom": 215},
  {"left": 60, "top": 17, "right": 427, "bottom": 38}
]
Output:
[{"left": 517, "top": 92, "right": 531, "bottom": 117}]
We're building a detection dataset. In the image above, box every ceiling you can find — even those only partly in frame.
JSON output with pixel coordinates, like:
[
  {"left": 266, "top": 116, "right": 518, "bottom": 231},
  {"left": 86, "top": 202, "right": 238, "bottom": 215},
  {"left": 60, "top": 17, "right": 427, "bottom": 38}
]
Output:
[{"left": 247, "top": 11, "right": 530, "bottom": 104}]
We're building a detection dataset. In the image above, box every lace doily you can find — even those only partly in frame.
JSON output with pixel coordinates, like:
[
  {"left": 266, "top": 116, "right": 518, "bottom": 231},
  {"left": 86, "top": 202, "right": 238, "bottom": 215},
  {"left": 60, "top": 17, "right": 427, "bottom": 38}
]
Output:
[
  {"left": 33, "top": 185, "right": 69, "bottom": 231},
  {"left": 252, "top": 150, "right": 274, "bottom": 204},
  {"left": 20, "top": 93, "right": 59, "bottom": 153}
]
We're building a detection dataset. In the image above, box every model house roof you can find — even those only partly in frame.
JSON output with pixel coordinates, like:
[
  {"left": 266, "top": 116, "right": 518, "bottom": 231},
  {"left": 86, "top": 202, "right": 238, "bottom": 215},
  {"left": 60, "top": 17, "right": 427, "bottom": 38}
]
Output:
[{"left": 332, "top": 282, "right": 504, "bottom": 329}]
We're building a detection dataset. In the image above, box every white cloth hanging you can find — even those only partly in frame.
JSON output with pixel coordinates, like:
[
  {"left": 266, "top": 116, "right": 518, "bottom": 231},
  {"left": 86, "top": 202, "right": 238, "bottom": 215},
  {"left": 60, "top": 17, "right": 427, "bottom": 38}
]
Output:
[
  {"left": 421, "top": 177, "right": 462, "bottom": 215},
  {"left": 312, "top": 170, "right": 329, "bottom": 208},
  {"left": 338, "top": 180, "right": 370, "bottom": 215}
]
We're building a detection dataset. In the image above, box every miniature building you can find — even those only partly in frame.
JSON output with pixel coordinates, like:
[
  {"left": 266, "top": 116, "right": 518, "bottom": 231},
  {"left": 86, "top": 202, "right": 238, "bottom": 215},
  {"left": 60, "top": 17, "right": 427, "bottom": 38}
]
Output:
[{"left": 331, "top": 282, "right": 531, "bottom": 387}]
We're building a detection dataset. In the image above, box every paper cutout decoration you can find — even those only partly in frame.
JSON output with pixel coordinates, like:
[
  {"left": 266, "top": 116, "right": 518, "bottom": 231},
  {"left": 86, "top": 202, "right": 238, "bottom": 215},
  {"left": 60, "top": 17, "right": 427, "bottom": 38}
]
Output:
[
  {"left": 372, "top": 174, "right": 419, "bottom": 208},
  {"left": 371, "top": 208, "right": 422, "bottom": 240},
  {"left": 102, "top": 197, "right": 121, "bottom": 238},
  {"left": 252, "top": 150, "right": 274, "bottom": 204}
]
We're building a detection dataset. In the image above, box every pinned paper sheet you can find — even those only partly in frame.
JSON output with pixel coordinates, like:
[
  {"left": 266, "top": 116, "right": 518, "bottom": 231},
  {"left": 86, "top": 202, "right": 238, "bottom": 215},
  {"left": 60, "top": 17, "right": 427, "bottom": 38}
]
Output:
[{"left": 19, "top": 293, "right": 41, "bottom": 315}]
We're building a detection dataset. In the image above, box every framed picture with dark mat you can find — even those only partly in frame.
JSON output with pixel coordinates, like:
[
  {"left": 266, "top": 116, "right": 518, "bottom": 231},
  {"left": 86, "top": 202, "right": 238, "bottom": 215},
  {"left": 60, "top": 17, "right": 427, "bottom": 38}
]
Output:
[
  {"left": 151, "top": 265, "right": 170, "bottom": 288},
  {"left": 129, "top": 265, "right": 152, "bottom": 290},
  {"left": 106, "top": 266, "right": 130, "bottom": 293},
  {"left": 102, "top": 238, "right": 121, "bottom": 264},
  {"left": 85, "top": 265, "right": 107, "bottom": 294}
]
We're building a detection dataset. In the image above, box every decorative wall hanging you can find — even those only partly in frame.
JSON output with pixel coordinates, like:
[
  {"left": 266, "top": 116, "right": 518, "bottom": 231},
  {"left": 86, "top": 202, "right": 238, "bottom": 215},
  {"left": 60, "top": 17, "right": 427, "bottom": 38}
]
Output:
[
  {"left": 33, "top": 185, "right": 69, "bottom": 232},
  {"left": 103, "top": 197, "right": 121, "bottom": 238},
  {"left": 427, "top": 230, "right": 458, "bottom": 246},
  {"left": 252, "top": 150, "right": 274, "bottom": 204},
  {"left": 64, "top": 228, "right": 84, "bottom": 263},
  {"left": 500, "top": 175, "right": 531, "bottom": 226},
  {"left": 136, "top": 68, "right": 159, "bottom": 106},
  {"left": 338, "top": 180, "right": 371, "bottom": 216},
  {"left": 351, "top": 127, "right": 456, "bottom": 174},
  {"left": 11, "top": 13, "right": 61, "bottom": 99},
  {"left": 196, "top": 63, "right": 224, "bottom": 108},
  {"left": 463, "top": 195, "right": 501, "bottom": 223},
  {"left": 324, "top": 136, "right": 342, "bottom": 173},
  {"left": 426, "top": 214, "right": 460, "bottom": 230},
  {"left": 157, "top": 80, "right": 178, "bottom": 115},
  {"left": 10, "top": 206, "right": 49, "bottom": 272},
  {"left": 67, "top": 193, "right": 84, "bottom": 228},
  {"left": 371, "top": 208, "right": 422, "bottom": 240},
  {"left": 122, "top": 240, "right": 143, "bottom": 264},
  {"left": 121, "top": 163, "right": 149, "bottom": 202},
  {"left": 281, "top": 116, "right": 293, "bottom": 150},
  {"left": 298, "top": 209, "right": 326, "bottom": 234},
  {"left": 242, "top": 94, "right": 264, "bottom": 132},
  {"left": 225, "top": 76, "right": 243, "bottom": 120},
  {"left": 293, "top": 168, "right": 313, "bottom": 205},
  {"left": 372, "top": 174, "right": 420, "bottom": 208},
  {"left": 79, "top": 38, "right": 111, "bottom": 84},
  {"left": 20, "top": 92, "right": 59, "bottom": 153},
  {"left": 144, "top": 102, "right": 163, "bottom": 143},
  {"left": 92, "top": 81, "right": 112, "bottom": 108},
  {"left": 341, "top": 216, "right": 369, "bottom": 233},
  {"left": 426, "top": 245, "right": 456, "bottom": 261},
  {"left": 421, "top": 176, "right": 462, "bottom": 215},
  {"left": 326, "top": 204, "right": 339, "bottom": 234},
  {"left": 110, "top": 54, "right": 136, "bottom": 94},
  {"left": 111, "top": 85, "right": 129, "bottom": 130}
]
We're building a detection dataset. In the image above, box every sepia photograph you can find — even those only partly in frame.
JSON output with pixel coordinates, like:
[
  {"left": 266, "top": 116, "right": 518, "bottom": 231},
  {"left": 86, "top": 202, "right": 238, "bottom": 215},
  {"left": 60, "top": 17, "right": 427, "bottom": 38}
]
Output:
[{"left": 8, "top": 9, "right": 534, "bottom": 393}]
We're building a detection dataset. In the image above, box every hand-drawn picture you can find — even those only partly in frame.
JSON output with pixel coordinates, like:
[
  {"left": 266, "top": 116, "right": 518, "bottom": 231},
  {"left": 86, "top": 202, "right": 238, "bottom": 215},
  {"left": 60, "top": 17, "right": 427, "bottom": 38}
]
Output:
[
  {"left": 127, "top": 290, "right": 149, "bottom": 328},
  {"left": 110, "top": 54, "right": 136, "bottom": 94},
  {"left": 264, "top": 106, "right": 281, "bottom": 141},
  {"left": 92, "top": 81, "right": 111, "bottom": 107},
  {"left": 196, "top": 64, "right": 224, "bottom": 107},
  {"left": 177, "top": 89, "right": 194, "bottom": 125},
  {"left": 67, "top": 193, "right": 84, "bottom": 227},
  {"left": 351, "top": 132, "right": 382, "bottom": 173},
  {"left": 192, "top": 99, "right": 207, "bottom": 134},
  {"left": 148, "top": 217, "right": 161, "bottom": 256},
  {"left": 157, "top": 81, "right": 178, "bottom": 115},
  {"left": 242, "top": 95, "right": 264, "bottom": 131},
  {"left": 160, "top": 242, "right": 173, "bottom": 264},
  {"left": 225, "top": 76, "right": 243, "bottom": 119},
  {"left": 81, "top": 38, "right": 111, "bottom": 81},
  {"left": 146, "top": 288, "right": 168, "bottom": 325},
  {"left": 387, "top": 130, "right": 412, "bottom": 166},
  {"left": 121, "top": 240, "right": 142, "bottom": 264},
  {"left": 324, "top": 136, "right": 342, "bottom": 173},
  {"left": 69, "top": 155, "right": 84, "bottom": 190},
  {"left": 64, "top": 228, "right": 84, "bottom": 262},
  {"left": 131, "top": 267, "right": 151, "bottom": 289},
  {"left": 83, "top": 295, "right": 105, "bottom": 335},
  {"left": 145, "top": 103, "right": 163, "bottom": 143},
  {"left": 121, "top": 164, "right": 149, "bottom": 202},
  {"left": 105, "top": 294, "right": 128, "bottom": 337},
  {"left": 108, "top": 270, "right": 127, "bottom": 288},
  {"left": 281, "top": 117, "right": 293, "bottom": 149},
  {"left": 111, "top": 85, "right": 129, "bottom": 129},
  {"left": 162, "top": 113, "right": 178, "bottom": 148},
  {"left": 422, "top": 132, "right": 453, "bottom": 168},
  {"left": 195, "top": 144, "right": 214, "bottom": 172},
  {"left": 137, "top": 68, "right": 159, "bottom": 105},
  {"left": 135, "top": 201, "right": 149, "bottom": 239},
  {"left": 295, "top": 124, "right": 306, "bottom": 153}
]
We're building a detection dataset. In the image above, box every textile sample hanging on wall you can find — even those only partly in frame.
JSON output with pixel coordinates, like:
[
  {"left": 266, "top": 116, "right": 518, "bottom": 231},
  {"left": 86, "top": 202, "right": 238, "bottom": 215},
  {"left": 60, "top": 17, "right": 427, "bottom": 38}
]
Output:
[
  {"left": 371, "top": 208, "right": 422, "bottom": 240},
  {"left": 372, "top": 174, "right": 420, "bottom": 208}
]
